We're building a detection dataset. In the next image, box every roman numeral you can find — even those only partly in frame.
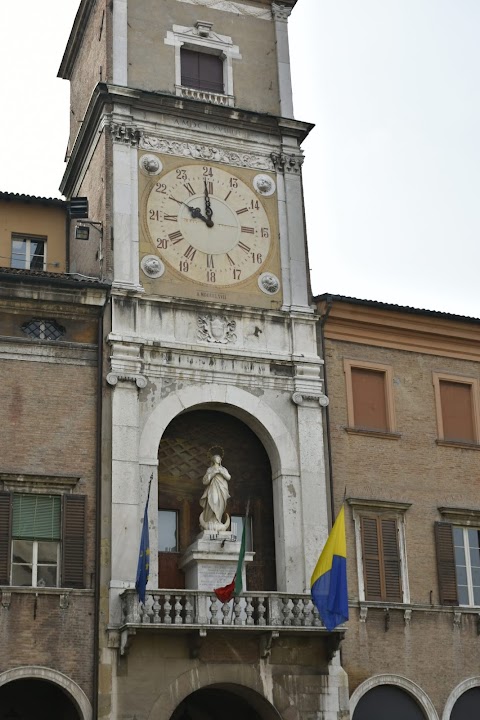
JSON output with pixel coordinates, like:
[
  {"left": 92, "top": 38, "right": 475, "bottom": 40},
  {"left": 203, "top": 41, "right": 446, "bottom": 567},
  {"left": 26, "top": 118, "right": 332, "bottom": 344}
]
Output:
[
  {"left": 238, "top": 242, "right": 250, "bottom": 253},
  {"left": 236, "top": 207, "right": 248, "bottom": 215},
  {"left": 241, "top": 226, "right": 255, "bottom": 234},
  {"left": 184, "top": 245, "right": 197, "bottom": 261},
  {"left": 206, "top": 254, "right": 215, "bottom": 268},
  {"left": 184, "top": 183, "right": 195, "bottom": 196},
  {"left": 226, "top": 254, "right": 236, "bottom": 266},
  {"left": 168, "top": 231, "right": 183, "bottom": 244},
  {"left": 164, "top": 214, "right": 178, "bottom": 221},
  {"left": 207, "top": 181, "right": 214, "bottom": 194},
  {"left": 224, "top": 191, "right": 232, "bottom": 202}
]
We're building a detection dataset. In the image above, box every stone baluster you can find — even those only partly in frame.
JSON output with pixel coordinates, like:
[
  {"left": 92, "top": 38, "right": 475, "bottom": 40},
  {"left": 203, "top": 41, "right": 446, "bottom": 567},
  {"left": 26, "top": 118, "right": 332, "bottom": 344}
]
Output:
[
  {"left": 174, "top": 595, "right": 183, "bottom": 624},
  {"left": 302, "top": 600, "right": 313, "bottom": 626},
  {"left": 152, "top": 594, "right": 161, "bottom": 624},
  {"left": 184, "top": 595, "right": 194, "bottom": 624},
  {"left": 222, "top": 601, "right": 232, "bottom": 625},
  {"left": 234, "top": 597, "right": 243, "bottom": 625},
  {"left": 282, "top": 598, "right": 293, "bottom": 626},
  {"left": 163, "top": 594, "right": 172, "bottom": 624},
  {"left": 257, "top": 596, "right": 266, "bottom": 626},
  {"left": 142, "top": 597, "right": 153, "bottom": 624},
  {"left": 292, "top": 598, "right": 303, "bottom": 626},
  {"left": 245, "top": 597, "right": 254, "bottom": 626},
  {"left": 210, "top": 595, "right": 221, "bottom": 625},
  {"left": 312, "top": 604, "right": 322, "bottom": 627}
]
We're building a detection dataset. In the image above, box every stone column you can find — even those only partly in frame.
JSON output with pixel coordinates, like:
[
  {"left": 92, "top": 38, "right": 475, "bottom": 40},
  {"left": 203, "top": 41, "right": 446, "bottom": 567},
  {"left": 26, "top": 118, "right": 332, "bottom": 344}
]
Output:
[{"left": 272, "top": 3, "right": 295, "bottom": 118}]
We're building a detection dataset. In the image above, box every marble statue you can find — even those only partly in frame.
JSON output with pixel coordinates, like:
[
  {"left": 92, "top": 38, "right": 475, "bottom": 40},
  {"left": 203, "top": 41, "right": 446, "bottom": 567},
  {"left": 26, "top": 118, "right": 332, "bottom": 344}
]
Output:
[{"left": 199, "top": 454, "right": 231, "bottom": 532}]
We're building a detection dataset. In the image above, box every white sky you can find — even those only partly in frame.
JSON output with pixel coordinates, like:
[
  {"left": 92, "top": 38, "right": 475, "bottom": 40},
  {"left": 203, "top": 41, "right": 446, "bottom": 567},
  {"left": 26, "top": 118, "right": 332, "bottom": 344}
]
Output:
[{"left": 0, "top": 0, "right": 478, "bottom": 317}]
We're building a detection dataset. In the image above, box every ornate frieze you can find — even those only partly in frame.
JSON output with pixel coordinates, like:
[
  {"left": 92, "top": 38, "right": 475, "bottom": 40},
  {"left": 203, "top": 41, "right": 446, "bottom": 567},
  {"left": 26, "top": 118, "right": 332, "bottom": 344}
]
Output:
[
  {"left": 271, "top": 152, "right": 304, "bottom": 174},
  {"left": 141, "top": 135, "right": 274, "bottom": 171},
  {"left": 176, "top": 0, "right": 272, "bottom": 20},
  {"left": 197, "top": 315, "right": 237, "bottom": 344}
]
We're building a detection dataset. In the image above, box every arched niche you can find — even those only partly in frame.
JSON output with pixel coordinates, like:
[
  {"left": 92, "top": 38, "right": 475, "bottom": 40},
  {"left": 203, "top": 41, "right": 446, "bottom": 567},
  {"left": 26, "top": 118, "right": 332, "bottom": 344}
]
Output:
[
  {"left": 169, "top": 684, "right": 283, "bottom": 720},
  {"left": 350, "top": 675, "right": 439, "bottom": 720},
  {"left": 157, "top": 408, "right": 276, "bottom": 590},
  {"left": 442, "top": 678, "right": 480, "bottom": 720}
]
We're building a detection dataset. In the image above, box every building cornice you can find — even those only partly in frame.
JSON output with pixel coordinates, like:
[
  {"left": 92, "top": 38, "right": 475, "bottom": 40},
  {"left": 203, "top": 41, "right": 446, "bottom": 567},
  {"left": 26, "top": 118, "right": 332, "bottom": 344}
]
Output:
[
  {"left": 317, "top": 297, "right": 480, "bottom": 362},
  {"left": 58, "top": 0, "right": 97, "bottom": 80},
  {"left": 59, "top": 83, "right": 314, "bottom": 196}
]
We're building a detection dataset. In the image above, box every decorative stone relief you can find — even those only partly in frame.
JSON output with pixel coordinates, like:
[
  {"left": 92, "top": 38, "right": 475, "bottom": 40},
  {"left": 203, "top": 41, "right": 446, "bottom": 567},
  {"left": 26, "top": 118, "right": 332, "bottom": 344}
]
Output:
[
  {"left": 197, "top": 315, "right": 237, "bottom": 344},
  {"left": 139, "top": 154, "right": 163, "bottom": 176},
  {"left": 176, "top": 0, "right": 272, "bottom": 20},
  {"left": 258, "top": 272, "right": 280, "bottom": 295},
  {"left": 141, "top": 255, "right": 165, "bottom": 279},
  {"left": 106, "top": 373, "right": 147, "bottom": 389},
  {"left": 404, "top": 608, "right": 412, "bottom": 626},
  {"left": 253, "top": 173, "right": 276, "bottom": 196},
  {"left": 141, "top": 136, "right": 274, "bottom": 171},
  {"left": 453, "top": 611, "right": 462, "bottom": 628},
  {"left": 271, "top": 152, "right": 304, "bottom": 174},
  {"left": 59, "top": 593, "right": 70, "bottom": 610},
  {"left": 107, "top": 122, "right": 141, "bottom": 146},
  {"left": 1, "top": 591, "right": 11, "bottom": 609},
  {"left": 359, "top": 606, "right": 368, "bottom": 622},
  {"left": 272, "top": 3, "right": 293, "bottom": 21},
  {"left": 292, "top": 392, "right": 329, "bottom": 408}
]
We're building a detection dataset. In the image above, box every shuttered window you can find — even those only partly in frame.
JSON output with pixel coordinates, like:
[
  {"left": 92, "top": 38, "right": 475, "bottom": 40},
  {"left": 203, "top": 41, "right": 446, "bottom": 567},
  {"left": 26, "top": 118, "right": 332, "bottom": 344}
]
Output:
[
  {"left": 0, "top": 492, "right": 86, "bottom": 589},
  {"left": 361, "top": 516, "right": 402, "bottom": 601},
  {"left": 435, "top": 522, "right": 480, "bottom": 606},
  {"left": 351, "top": 368, "right": 388, "bottom": 431},
  {"left": 439, "top": 380, "right": 475, "bottom": 443},
  {"left": 181, "top": 49, "right": 224, "bottom": 93}
]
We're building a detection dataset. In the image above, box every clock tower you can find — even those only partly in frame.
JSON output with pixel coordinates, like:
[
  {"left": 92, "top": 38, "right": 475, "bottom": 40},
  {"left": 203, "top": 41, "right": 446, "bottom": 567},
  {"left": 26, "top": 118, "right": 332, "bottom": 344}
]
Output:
[{"left": 59, "top": 1, "right": 349, "bottom": 719}]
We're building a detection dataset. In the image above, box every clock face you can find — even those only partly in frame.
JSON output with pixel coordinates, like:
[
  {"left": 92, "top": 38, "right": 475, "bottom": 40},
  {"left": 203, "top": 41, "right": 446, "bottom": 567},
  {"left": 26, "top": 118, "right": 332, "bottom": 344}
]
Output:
[{"left": 144, "top": 164, "right": 272, "bottom": 287}]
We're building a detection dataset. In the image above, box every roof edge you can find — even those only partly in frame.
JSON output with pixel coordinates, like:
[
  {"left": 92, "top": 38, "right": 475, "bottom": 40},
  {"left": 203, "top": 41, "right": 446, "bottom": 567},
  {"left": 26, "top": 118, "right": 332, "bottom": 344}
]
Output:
[{"left": 58, "top": 0, "right": 96, "bottom": 80}]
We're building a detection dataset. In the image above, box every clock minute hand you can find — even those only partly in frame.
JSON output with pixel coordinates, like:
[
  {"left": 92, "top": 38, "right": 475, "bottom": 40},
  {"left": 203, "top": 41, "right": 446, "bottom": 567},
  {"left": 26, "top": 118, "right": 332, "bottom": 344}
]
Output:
[
  {"left": 169, "top": 195, "right": 214, "bottom": 227},
  {"left": 204, "top": 180, "right": 214, "bottom": 227}
]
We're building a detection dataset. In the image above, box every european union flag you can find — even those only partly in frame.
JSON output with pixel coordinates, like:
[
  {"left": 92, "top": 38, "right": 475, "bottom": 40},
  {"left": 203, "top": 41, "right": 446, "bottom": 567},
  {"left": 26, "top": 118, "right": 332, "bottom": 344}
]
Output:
[
  {"left": 310, "top": 505, "right": 348, "bottom": 631},
  {"left": 135, "top": 503, "right": 150, "bottom": 604}
]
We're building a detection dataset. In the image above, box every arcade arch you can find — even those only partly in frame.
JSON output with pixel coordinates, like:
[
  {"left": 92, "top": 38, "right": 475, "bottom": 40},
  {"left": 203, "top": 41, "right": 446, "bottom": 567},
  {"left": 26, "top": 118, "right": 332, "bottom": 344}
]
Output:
[{"left": 350, "top": 674, "right": 439, "bottom": 720}]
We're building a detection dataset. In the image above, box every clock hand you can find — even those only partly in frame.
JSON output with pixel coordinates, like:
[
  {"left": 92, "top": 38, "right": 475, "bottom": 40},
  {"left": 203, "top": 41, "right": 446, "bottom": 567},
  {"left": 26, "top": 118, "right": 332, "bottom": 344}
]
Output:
[
  {"left": 169, "top": 196, "right": 213, "bottom": 226},
  {"left": 204, "top": 180, "right": 214, "bottom": 227}
]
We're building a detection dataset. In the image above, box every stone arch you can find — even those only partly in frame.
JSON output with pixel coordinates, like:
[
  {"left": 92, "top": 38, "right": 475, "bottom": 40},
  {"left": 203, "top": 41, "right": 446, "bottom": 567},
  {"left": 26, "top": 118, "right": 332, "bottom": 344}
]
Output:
[
  {"left": 139, "top": 383, "right": 299, "bottom": 477},
  {"left": 0, "top": 666, "right": 92, "bottom": 720},
  {"left": 147, "top": 663, "right": 299, "bottom": 720},
  {"left": 350, "top": 674, "right": 439, "bottom": 720},
  {"left": 442, "top": 677, "right": 480, "bottom": 720}
]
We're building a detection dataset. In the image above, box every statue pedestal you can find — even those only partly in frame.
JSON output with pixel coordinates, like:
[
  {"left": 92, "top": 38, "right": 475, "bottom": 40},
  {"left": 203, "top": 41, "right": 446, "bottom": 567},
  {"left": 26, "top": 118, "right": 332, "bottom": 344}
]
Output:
[{"left": 179, "top": 532, "right": 254, "bottom": 591}]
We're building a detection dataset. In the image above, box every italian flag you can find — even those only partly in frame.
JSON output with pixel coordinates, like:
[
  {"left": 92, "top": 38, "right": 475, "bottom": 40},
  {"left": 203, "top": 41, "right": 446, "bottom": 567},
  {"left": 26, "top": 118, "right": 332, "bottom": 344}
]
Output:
[{"left": 214, "top": 511, "right": 248, "bottom": 603}]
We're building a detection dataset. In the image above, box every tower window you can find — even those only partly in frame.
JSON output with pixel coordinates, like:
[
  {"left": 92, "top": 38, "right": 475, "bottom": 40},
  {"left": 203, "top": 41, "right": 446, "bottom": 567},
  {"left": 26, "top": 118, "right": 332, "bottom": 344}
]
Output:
[{"left": 181, "top": 49, "right": 224, "bottom": 94}]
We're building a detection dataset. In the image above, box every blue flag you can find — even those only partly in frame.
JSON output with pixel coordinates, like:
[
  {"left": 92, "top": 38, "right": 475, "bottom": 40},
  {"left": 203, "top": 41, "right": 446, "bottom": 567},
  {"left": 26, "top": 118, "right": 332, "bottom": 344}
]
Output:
[
  {"left": 135, "top": 496, "right": 150, "bottom": 604},
  {"left": 310, "top": 505, "right": 348, "bottom": 631}
]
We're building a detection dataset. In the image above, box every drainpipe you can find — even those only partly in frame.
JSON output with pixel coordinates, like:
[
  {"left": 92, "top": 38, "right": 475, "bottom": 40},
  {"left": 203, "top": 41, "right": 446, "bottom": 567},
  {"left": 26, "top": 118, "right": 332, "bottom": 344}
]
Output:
[{"left": 318, "top": 295, "right": 335, "bottom": 521}]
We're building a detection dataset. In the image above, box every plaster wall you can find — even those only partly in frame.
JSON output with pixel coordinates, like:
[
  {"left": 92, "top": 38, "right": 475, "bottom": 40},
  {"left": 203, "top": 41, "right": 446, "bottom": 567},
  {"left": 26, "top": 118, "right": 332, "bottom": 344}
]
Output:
[{"left": 0, "top": 201, "right": 66, "bottom": 272}]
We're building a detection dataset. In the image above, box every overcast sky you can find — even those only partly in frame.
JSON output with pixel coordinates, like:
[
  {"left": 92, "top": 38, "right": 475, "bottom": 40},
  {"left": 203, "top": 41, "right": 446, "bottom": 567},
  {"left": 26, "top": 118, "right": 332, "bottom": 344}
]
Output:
[{"left": 0, "top": 1, "right": 478, "bottom": 317}]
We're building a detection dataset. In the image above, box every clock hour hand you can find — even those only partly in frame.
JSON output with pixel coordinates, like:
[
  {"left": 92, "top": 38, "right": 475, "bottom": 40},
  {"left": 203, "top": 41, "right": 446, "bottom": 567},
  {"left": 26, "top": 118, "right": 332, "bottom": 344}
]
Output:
[{"left": 169, "top": 196, "right": 214, "bottom": 227}]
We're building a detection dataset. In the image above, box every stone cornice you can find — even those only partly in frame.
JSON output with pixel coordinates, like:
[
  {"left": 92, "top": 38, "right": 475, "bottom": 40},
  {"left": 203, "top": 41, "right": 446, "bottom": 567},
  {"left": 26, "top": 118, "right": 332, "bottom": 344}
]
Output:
[
  {"left": 60, "top": 83, "right": 314, "bottom": 196},
  {"left": 58, "top": 0, "right": 97, "bottom": 80},
  {"left": 318, "top": 298, "right": 480, "bottom": 362}
]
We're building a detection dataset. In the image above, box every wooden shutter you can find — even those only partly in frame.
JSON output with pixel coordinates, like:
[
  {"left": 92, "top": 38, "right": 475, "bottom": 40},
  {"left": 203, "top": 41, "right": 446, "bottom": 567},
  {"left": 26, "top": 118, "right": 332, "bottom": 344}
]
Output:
[
  {"left": 0, "top": 492, "right": 12, "bottom": 585},
  {"left": 381, "top": 518, "right": 402, "bottom": 602},
  {"left": 435, "top": 522, "right": 458, "bottom": 605},
  {"left": 351, "top": 368, "right": 388, "bottom": 431},
  {"left": 181, "top": 49, "right": 223, "bottom": 93},
  {"left": 361, "top": 516, "right": 383, "bottom": 600},
  {"left": 439, "top": 381, "right": 475, "bottom": 442},
  {"left": 62, "top": 495, "right": 86, "bottom": 588},
  {"left": 361, "top": 515, "right": 402, "bottom": 601}
]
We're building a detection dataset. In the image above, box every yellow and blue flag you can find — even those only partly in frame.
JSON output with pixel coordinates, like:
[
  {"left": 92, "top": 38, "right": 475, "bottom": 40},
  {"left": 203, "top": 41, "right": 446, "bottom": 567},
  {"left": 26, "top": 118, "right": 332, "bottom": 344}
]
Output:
[
  {"left": 310, "top": 505, "right": 348, "bottom": 631},
  {"left": 135, "top": 482, "right": 151, "bottom": 604}
]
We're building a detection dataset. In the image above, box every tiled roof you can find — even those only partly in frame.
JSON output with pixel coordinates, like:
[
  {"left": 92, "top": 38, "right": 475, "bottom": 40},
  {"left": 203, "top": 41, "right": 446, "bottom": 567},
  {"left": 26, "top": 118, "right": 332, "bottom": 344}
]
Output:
[
  {"left": 0, "top": 191, "right": 66, "bottom": 208},
  {"left": 314, "top": 293, "right": 479, "bottom": 324},
  {"left": 0, "top": 266, "right": 110, "bottom": 289}
]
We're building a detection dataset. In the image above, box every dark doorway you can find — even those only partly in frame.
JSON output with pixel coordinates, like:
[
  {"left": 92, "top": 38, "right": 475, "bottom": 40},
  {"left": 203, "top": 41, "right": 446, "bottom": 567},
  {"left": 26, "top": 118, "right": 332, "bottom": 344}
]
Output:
[
  {"left": 450, "top": 686, "right": 480, "bottom": 719},
  {"left": 352, "top": 684, "right": 426, "bottom": 720},
  {"left": 0, "top": 678, "right": 81, "bottom": 720},
  {"left": 158, "top": 409, "right": 276, "bottom": 591},
  {"left": 170, "top": 686, "right": 279, "bottom": 720}
]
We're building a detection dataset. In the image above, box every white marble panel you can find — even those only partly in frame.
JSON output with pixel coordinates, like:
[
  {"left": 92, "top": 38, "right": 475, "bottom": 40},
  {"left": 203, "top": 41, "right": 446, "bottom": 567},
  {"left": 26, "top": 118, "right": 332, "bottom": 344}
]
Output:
[
  {"left": 113, "top": 0, "right": 128, "bottom": 86},
  {"left": 112, "top": 424, "right": 140, "bottom": 463},
  {"left": 112, "top": 460, "right": 139, "bottom": 504}
]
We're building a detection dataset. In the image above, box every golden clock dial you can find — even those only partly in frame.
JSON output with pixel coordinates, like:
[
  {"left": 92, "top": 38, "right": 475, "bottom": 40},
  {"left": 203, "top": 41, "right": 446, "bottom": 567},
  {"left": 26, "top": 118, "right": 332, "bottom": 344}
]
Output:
[{"left": 145, "top": 164, "right": 272, "bottom": 287}]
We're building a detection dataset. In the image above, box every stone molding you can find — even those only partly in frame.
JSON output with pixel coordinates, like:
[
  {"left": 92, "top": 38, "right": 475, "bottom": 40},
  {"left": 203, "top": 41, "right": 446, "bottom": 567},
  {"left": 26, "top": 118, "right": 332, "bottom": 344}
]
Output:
[
  {"left": 0, "top": 472, "right": 80, "bottom": 494},
  {"left": 141, "top": 135, "right": 274, "bottom": 171},
  {"left": 271, "top": 151, "right": 304, "bottom": 174},
  {"left": 175, "top": 0, "right": 272, "bottom": 20},
  {"left": 292, "top": 392, "right": 329, "bottom": 408},
  {"left": 0, "top": 666, "right": 93, "bottom": 720},
  {"left": 106, "top": 372, "right": 147, "bottom": 388},
  {"left": 442, "top": 677, "right": 480, "bottom": 720},
  {"left": 349, "top": 674, "right": 439, "bottom": 720},
  {"left": 272, "top": 3, "right": 293, "bottom": 21}
]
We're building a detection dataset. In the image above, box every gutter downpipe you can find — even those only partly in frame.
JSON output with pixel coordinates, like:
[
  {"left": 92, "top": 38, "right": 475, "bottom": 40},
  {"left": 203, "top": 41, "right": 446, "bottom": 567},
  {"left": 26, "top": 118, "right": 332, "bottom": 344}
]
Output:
[{"left": 318, "top": 295, "right": 335, "bottom": 521}]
